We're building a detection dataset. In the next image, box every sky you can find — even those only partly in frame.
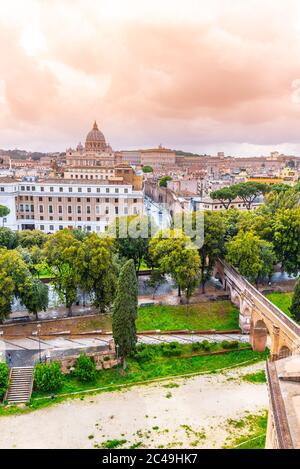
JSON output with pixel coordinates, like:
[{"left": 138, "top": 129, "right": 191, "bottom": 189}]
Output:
[{"left": 1, "top": 0, "right": 300, "bottom": 155}]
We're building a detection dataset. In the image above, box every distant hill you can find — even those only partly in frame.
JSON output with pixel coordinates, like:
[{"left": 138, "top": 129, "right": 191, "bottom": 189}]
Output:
[
  {"left": 174, "top": 150, "right": 206, "bottom": 157},
  {"left": 0, "top": 149, "right": 51, "bottom": 160}
]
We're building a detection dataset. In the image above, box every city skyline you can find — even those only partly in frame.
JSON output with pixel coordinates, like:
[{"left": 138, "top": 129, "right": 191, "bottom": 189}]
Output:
[{"left": 2, "top": 0, "right": 300, "bottom": 156}]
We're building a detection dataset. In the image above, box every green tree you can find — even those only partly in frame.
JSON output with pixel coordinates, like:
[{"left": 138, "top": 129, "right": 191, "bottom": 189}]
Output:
[
  {"left": 109, "top": 215, "right": 151, "bottom": 273},
  {"left": 16, "top": 230, "right": 48, "bottom": 248},
  {"left": 76, "top": 234, "right": 117, "bottom": 313},
  {"left": 0, "top": 227, "right": 17, "bottom": 249},
  {"left": 112, "top": 259, "right": 138, "bottom": 369},
  {"left": 194, "top": 211, "right": 226, "bottom": 293},
  {"left": 272, "top": 208, "right": 300, "bottom": 276},
  {"left": 263, "top": 188, "right": 300, "bottom": 215},
  {"left": 0, "top": 362, "right": 9, "bottom": 398},
  {"left": 0, "top": 248, "right": 33, "bottom": 321},
  {"left": 142, "top": 165, "right": 153, "bottom": 173},
  {"left": 210, "top": 186, "right": 238, "bottom": 209},
  {"left": 150, "top": 230, "right": 201, "bottom": 300},
  {"left": 233, "top": 182, "right": 268, "bottom": 210},
  {"left": 226, "top": 231, "right": 275, "bottom": 284},
  {"left": 159, "top": 176, "right": 172, "bottom": 187},
  {"left": 21, "top": 278, "right": 49, "bottom": 320},
  {"left": 0, "top": 205, "right": 10, "bottom": 226},
  {"left": 43, "top": 230, "right": 81, "bottom": 316},
  {"left": 147, "top": 270, "right": 165, "bottom": 299},
  {"left": 290, "top": 279, "right": 300, "bottom": 323}
]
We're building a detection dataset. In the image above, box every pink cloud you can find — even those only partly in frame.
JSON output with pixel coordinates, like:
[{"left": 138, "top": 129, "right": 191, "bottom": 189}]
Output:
[{"left": 1, "top": 0, "right": 300, "bottom": 154}]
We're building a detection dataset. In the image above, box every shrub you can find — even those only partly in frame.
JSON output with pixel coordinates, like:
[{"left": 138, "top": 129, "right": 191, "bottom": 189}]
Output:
[
  {"left": 73, "top": 354, "right": 97, "bottom": 383},
  {"left": 221, "top": 340, "right": 239, "bottom": 350},
  {"left": 161, "top": 342, "right": 182, "bottom": 357},
  {"left": 0, "top": 362, "right": 9, "bottom": 399},
  {"left": 134, "top": 347, "right": 155, "bottom": 363},
  {"left": 201, "top": 340, "right": 211, "bottom": 352},
  {"left": 34, "top": 361, "right": 63, "bottom": 393},
  {"left": 191, "top": 342, "right": 203, "bottom": 352}
]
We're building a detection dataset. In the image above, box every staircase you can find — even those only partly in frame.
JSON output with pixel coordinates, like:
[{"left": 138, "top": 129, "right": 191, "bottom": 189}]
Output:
[{"left": 5, "top": 367, "right": 34, "bottom": 404}]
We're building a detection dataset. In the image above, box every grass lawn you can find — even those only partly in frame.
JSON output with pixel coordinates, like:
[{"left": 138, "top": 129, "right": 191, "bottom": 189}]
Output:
[
  {"left": 136, "top": 302, "right": 239, "bottom": 331},
  {"left": 265, "top": 292, "right": 293, "bottom": 317},
  {"left": 0, "top": 345, "right": 268, "bottom": 417},
  {"left": 76, "top": 301, "right": 240, "bottom": 333},
  {"left": 224, "top": 411, "right": 268, "bottom": 449},
  {"left": 242, "top": 370, "right": 266, "bottom": 384}
]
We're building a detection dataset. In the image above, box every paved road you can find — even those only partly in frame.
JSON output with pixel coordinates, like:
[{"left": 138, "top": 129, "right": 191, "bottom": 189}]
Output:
[{"left": 0, "top": 333, "right": 249, "bottom": 367}]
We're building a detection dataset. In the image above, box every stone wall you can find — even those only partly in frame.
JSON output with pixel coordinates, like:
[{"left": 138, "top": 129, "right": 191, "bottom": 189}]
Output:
[{"left": 50, "top": 340, "right": 120, "bottom": 373}]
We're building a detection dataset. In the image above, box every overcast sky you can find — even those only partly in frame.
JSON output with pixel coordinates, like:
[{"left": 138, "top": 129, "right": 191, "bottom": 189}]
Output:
[{"left": 1, "top": 0, "right": 300, "bottom": 156}]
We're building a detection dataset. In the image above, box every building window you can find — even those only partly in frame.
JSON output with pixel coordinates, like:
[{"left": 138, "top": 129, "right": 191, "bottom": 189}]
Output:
[
  {"left": 58, "top": 206, "right": 63, "bottom": 214},
  {"left": 96, "top": 198, "right": 100, "bottom": 203},
  {"left": 124, "top": 189, "right": 128, "bottom": 194},
  {"left": 0, "top": 187, "right": 4, "bottom": 192},
  {"left": 133, "top": 198, "right": 137, "bottom": 203},
  {"left": 87, "top": 216, "right": 91, "bottom": 221},
  {"left": 97, "top": 188, "right": 100, "bottom": 193},
  {"left": 87, "top": 198, "right": 90, "bottom": 202},
  {"left": 50, "top": 187, "right": 54, "bottom": 192},
  {"left": 48, "top": 197, "right": 52, "bottom": 202},
  {"left": 105, "top": 207, "right": 109, "bottom": 214},
  {"left": 49, "top": 205, "right": 53, "bottom": 213},
  {"left": 39, "top": 197, "right": 43, "bottom": 201},
  {"left": 40, "top": 216, "right": 44, "bottom": 221},
  {"left": 87, "top": 206, "right": 91, "bottom": 214},
  {"left": 67, "top": 197, "right": 71, "bottom": 202},
  {"left": 40, "top": 187, "right": 44, "bottom": 192},
  {"left": 115, "top": 207, "right": 119, "bottom": 215},
  {"left": 69, "top": 187, "right": 73, "bottom": 192},
  {"left": 105, "top": 198, "right": 109, "bottom": 203},
  {"left": 49, "top": 216, "right": 53, "bottom": 221},
  {"left": 68, "top": 206, "right": 72, "bottom": 214},
  {"left": 21, "top": 186, "right": 25, "bottom": 191},
  {"left": 39, "top": 205, "right": 43, "bottom": 213},
  {"left": 68, "top": 216, "right": 72, "bottom": 221},
  {"left": 87, "top": 188, "right": 91, "bottom": 192},
  {"left": 40, "top": 225, "right": 44, "bottom": 230},
  {"left": 58, "top": 197, "right": 62, "bottom": 202},
  {"left": 59, "top": 187, "right": 63, "bottom": 192},
  {"left": 78, "top": 188, "right": 82, "bottom": 193},
  {"left": 96, "top": 206, "right": 100, "bottom": 215},
  {"left": 77, "top": 197, "right": 81, "bottom": 202},
  {"left": 114, "top": 198, "right": 118, "bottom": 203},
  {"left": 115, "top": 188, "right": 119, "bottom": 193},
  {"left": 59, "top": 225, "right": 63, "bottom": 230},
  {"left": 32, "top": 186, "right": 35, "bottom": 191},
  {"left": 77, "top": 216, "right": 81, "bottom": 221},
  {"left": 50, "top": 225, "right": 54, "bottom": 231},
  {"left": 106, "top": 188, "right": 109, "bottom": 193},
  {"left": 77, "top": 206, "right": 81, "bottom": 214}
]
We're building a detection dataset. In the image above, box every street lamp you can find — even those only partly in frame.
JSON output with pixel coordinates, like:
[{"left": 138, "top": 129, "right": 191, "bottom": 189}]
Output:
[{"left": 37, "top": 324, "right": 42, "bottom": 363}]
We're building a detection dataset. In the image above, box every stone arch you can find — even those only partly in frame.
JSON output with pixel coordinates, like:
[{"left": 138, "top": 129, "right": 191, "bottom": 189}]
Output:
[
  {"left": 251, "top": 319, "right": 269, "bottom": 352},
  {"left": 231, "top": 292, "right": 241, "bottom": 308},
  {"left": 278, "top": 345, "right": 292, "bottom": 360}
]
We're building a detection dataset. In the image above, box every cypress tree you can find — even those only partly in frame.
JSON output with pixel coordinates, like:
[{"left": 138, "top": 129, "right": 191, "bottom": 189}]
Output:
[
  {"left": 112, "top": 259, "right": 138, "bottom": 369},
  {"left": 290, "top": 279, "right": 300, "bottom": 323}
]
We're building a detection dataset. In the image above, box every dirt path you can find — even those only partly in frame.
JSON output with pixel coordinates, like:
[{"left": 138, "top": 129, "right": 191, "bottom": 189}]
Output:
[{"left": 0, "top": 362, "right": 268, "bottom": 449}]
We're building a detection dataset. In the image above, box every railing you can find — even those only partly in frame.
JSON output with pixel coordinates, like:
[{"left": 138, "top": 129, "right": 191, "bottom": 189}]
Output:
[
  {"left": 218, "top": 259, "right": 300, "bottom": 338},
  {"left": 266, "top": 361, "right": 294, "bottom": 448}
]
